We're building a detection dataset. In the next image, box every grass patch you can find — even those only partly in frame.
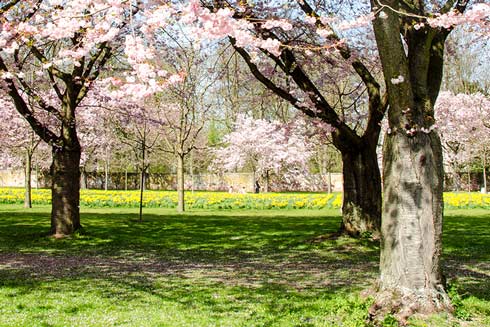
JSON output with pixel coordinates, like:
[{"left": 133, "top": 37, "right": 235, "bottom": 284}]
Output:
[{"left": 0, "top": 205, "right": 489, "bottom": 326}]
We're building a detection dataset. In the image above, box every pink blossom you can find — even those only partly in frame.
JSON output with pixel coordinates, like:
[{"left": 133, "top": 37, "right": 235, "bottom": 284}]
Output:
[
  {"left": 428, "top": 4, "right": 490, "bottom": 29},
  {"left": 259, "top": 38, "right": 282, "bottom": 56},
  {"left": 262, "top": 19, "right": 293, "bottom": 31}
]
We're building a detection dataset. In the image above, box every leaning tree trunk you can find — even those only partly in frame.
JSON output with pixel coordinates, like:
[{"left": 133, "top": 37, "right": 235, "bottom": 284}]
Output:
[
  {"left": 177, "top": 154, "right": 185, "bottom": 212},
  {"left": 50, "top": 144, "right": 81, "bottom": 236},
  {"left": 339, "top": 144, "right": 382, "bottom": 237},
  {"left": 24, "top": 150, "right": 33, "bottom": 209},
  {"left": 372, "top": 130, "right": 449, "bottom": 321}
]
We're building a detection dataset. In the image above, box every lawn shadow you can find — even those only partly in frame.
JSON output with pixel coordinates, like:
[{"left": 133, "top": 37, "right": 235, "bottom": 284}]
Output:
[
  {"left": 443, "top": 211, "right": 490, "bottom": 301},
  {"left": 0, "top": 207, "right": 380, "bottom": 319},
  {"left": 1, "top": 207, "right": 489, "bottom": 320}
]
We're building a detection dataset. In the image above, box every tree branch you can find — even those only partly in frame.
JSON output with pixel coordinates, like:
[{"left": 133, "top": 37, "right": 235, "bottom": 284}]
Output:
[
  {"left": 0, "top": 59, "right": 59, "bottom": 145},
  {"left": 229, "top": 39, "right": 316, "bottom": 118}
]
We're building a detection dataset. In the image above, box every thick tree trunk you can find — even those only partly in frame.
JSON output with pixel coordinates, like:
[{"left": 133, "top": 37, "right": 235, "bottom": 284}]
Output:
[
  {"left": 50, "top": 145, "right": 81, "bottom": 236},
  {"left": 367, "top": 0, "right": 459, "bottom": 320},
  {"left": 372, "top": 131, "right": 449, "bottom": 322},
  {"left": 339, "top": 145, "right": 382, "bottom": 237},
  {"left": 24, "top": 151, "right": 32, "bottom": 209},
  {"left": 177, "top": 154, "right": 185, "bottom": 212}
]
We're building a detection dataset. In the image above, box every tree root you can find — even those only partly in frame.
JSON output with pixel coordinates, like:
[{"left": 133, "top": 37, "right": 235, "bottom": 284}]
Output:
[{"left": 367, "top": 288, "right": 453, "bottom": 326}]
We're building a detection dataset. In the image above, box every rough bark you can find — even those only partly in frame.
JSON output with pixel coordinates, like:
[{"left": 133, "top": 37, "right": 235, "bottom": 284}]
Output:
[
  {"left": 50, "top": 144, "right": 81, "bottom": 236},
  {"left": 177, "top": 154, "right": 185, "bottom": 212},
  {"left": 339, "top": 145, "right": 382, "bottom": 238},
  {"left": 367, "top": 0, "right": 467, "bottom": 322},
  {"left": 371, "top": 130, "right": 449, "bottom": 322}
]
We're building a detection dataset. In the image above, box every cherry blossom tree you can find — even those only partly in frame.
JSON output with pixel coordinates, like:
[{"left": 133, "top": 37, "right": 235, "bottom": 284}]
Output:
[
  {"left": 369, "top": 1, "right": 487, "bottom": 321},
  {"left": 197, "top": 0, "right": 387, "bottom": 237},
  {"left": 213, "top": 114, "right": 314, "bottom": 191},
  {"left": 436, "top": 91, "right": 490, "bottom": 191},
  {"left": 0, "top": 0, "right": 141, "bottom": 235}
]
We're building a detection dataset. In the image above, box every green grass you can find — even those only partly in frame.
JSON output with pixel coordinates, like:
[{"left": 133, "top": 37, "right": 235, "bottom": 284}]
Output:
[{"left": 0, "top": 205, "right": 489, "bottom": 326}]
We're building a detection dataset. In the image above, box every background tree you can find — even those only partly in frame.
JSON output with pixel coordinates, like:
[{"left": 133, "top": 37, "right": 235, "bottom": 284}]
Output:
[
  {"left": 213, "top": 114, "right": 315, "bottom": 192},
  {"left": 443, "top": 27, "right": 490, "bottom": 95},
  {"left": 78, "top": 91, "right": 123, "bottom": 190},
  {"left": 0, "top": 95, "right": 46, "bottom": 207},
  {"left": 436, "top": 91, "right": 490, "bottom": 192},
  {"left": 109, "top": 100, "right": 162, "bottom": 221},
  {"left": 153, "top": 34, "right": 217, "bottom": 212}
]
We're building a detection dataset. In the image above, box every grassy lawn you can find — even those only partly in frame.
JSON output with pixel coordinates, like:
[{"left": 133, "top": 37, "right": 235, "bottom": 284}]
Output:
[{"left": 0, "top": 205, "right": 489, "bottom": 326}]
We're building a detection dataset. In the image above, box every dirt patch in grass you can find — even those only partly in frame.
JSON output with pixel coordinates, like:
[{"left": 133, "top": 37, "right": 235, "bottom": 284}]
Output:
[{"left": 0, "top": 251, "right": 379, "bottom": 292}]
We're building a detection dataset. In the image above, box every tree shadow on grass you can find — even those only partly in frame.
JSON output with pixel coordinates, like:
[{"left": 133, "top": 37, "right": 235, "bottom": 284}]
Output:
[
  {"left": 443, "top": 212, "right": 490, "bottom": 302},
  {"left": 1, "top": 207, "right": 489, "bottom": 323},
  {"left": 0, "top": 208, "right": 379, "bottom": 324},
  {"left": 0, "top": 210, "right": 351, "bottom": 261},
  {"left": 0, "top": 249, "right": 376, "bottom": 326}
]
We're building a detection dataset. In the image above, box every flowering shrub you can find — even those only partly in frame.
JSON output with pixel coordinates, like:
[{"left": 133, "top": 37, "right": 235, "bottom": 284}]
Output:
[{"left": 1, "top": 188, "right": 489, "bottom": 210}]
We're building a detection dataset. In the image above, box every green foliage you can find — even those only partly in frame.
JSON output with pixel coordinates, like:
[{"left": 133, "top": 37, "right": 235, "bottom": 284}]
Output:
[
  {"left": 207, "top": 120, "right": 224, "bottom": 146},
  {"left": 381, "top": 314, "right": 399, "bottom": 327},
  {"left": 447, "top": 282, "right": 471, "bottom": 320}
]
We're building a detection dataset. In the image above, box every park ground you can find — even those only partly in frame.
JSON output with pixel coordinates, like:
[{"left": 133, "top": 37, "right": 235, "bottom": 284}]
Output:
[{"left": 0, "top": 205, "right": 489, "bottom": 327}]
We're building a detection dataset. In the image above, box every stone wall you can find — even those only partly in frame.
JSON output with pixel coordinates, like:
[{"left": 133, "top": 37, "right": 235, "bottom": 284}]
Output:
[{"left": 0, "top": 169, "right": 344, "bottom": 192}]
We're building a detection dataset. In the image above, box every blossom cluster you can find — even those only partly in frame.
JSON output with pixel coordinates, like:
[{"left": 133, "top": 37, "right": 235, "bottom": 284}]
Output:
[{"left": 428, "top": 4, "right": 490, "bottom": 29}]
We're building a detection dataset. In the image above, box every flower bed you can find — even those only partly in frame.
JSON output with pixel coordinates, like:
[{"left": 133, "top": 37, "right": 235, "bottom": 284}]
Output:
[
  {"left": 0, "top": 188, "right": 341, "bottom": 210},
  {"left": 2, "top": 188, "right": 489, "bottom": 209}
]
